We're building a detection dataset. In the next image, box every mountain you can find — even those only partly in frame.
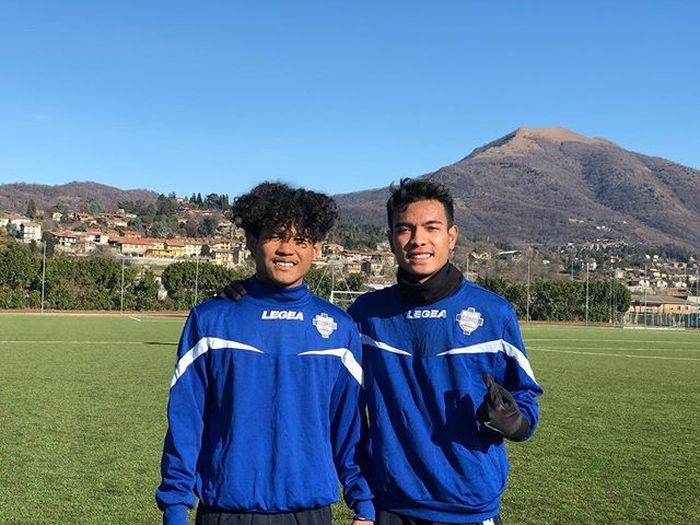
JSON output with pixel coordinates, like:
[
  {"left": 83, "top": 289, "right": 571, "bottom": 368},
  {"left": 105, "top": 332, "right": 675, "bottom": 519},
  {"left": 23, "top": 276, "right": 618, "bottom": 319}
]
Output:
[
  {"left": 334, "top": 127, "right": 700, "bottom": 252},
  {"left": 0, "top": 181, "right": 159, "bottom": 214}
]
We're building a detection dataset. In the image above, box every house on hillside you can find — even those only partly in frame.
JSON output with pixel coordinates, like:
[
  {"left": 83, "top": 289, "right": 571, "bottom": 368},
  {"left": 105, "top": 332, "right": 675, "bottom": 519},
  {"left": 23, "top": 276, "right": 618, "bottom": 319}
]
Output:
[
  {"left": 19, "top": 222, "right": 42, "bottom": 243},
  {"left": 50, "top": 229, "right": 117, "bottom": 254},
  {"left": 84, "top": 229, "right": 109, "bottom": 245},
  {"left": 628, "top": 294, "right": 694, "bottom": 315},
  {"left": 100, "top": 214, "right": 129, "bottom": 229},
  {"left": 344, "top": 261, "right": 362, "bottom": 274},
  {"left": 164, "top": 238, "right": 187, "bottom": 257},
  {"left": 52, "top": 231, "right": 81, "bottom": 253},
  {"left": 626, "top": 278, "right": 651, "bottom": 292},
  {"left": 0, "top": 213, "right": 31, "bottom": 229},
  {"left": 361, "top": 258, "right": 386, "bottom": 276},
  {"left": 322, "top": 243, "right": 345, "bottom": 256},
  {"left": 72, "top": 212, "right": 97, "bottom": 225},
  {"left": 210, "top": 238, "right": 232, "bottom": 252},
  {"left": 211, "top": 246, "right": 247, "bottom": 268},
  {"left": 111, "top": 237, "right": 165, "bottom": 256}
]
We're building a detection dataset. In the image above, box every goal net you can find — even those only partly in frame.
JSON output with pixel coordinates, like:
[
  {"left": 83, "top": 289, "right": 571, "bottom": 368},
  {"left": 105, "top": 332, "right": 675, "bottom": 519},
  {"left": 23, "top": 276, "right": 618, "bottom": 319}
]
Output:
[{"left": 329, "top": 290, "right": 366, "bottom": 311}]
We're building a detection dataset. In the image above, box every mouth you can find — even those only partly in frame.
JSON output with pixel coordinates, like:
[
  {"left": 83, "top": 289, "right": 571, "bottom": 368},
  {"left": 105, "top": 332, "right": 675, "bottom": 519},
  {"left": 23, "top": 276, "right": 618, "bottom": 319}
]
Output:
[
  {"left": 273, "top": 259, "right": 297, "bottom": 269},
  {"left": 407, "top": 252, "right": 433, "bottom": 261}
]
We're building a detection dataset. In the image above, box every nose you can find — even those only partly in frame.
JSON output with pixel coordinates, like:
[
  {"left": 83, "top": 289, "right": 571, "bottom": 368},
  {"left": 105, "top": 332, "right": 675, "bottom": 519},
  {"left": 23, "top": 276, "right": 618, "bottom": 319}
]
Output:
[
  {"left": 409, "top": 227, "right": 428, "bottom": 247},
  {"left": 275, "top": 239, "right": 294, "bottom": 255}
]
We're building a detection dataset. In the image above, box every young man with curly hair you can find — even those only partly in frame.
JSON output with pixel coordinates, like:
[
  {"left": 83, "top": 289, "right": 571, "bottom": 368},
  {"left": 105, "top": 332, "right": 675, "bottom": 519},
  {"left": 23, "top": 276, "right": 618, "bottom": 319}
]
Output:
[
  {"left": 156, "top": 182, "right": 374, "bottom": 525},
  {"left": 347, "top": 178, "right": 542, "bottom": 525}
]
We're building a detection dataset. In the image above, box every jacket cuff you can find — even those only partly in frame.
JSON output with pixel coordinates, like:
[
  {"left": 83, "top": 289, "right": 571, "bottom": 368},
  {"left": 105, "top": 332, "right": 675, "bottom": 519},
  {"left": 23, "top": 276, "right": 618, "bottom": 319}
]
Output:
[
  {"left": 353, "top": 499, "right": 376, "bottom": 521},
  {"left": 163, "top": 504, "right": 189, "bottom": 525}
]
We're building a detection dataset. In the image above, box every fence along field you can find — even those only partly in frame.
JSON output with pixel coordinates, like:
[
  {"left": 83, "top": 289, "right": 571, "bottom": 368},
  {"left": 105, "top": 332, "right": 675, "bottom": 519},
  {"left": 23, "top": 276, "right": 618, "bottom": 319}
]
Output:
[{"left": 0, "top": 315, "right": 698, "bottom": 525}]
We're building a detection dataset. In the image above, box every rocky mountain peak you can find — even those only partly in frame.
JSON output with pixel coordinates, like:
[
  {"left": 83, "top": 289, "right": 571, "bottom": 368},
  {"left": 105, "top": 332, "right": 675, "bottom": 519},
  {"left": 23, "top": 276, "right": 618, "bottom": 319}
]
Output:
[
  {"left": 465, "top": 127, "right": 616, "bottom": 163},
  {"left": 336, "top": 127, "right": 700, "bottom": 252}
]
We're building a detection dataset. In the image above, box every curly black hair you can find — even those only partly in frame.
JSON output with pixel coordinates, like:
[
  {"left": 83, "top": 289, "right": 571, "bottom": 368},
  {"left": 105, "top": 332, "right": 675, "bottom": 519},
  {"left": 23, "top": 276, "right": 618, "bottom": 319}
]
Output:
[
  {"left": 231, "top": 181, "right": 339, "bottom": 242},
  {"left": 386, "top": 177, "right": 454, "bottom": 229}
]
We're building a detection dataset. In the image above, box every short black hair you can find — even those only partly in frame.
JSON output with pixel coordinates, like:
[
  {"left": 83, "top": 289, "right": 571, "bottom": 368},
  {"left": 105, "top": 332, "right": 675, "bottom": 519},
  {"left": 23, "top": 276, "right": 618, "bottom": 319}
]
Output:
[
  {"left": 231, "top": 181, "right": 338, "bottom": 242},
  {"left": 386, "top": 178, "right": 454, "bottom": 229}
]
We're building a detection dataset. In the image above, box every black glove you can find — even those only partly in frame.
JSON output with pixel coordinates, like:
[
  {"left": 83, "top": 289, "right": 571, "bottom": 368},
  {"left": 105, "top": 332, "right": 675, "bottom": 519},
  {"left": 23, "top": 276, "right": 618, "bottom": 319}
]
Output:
[
  {"left": 215, "top": 280, "right": 247, "bottom": 301},
  {"left": 482, "top": 373, "right": 530, "bottom": 441}
]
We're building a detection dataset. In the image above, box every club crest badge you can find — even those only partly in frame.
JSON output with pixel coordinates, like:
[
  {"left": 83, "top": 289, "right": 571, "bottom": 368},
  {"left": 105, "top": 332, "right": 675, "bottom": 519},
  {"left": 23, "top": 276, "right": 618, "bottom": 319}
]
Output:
[
  {"left": 313, "top": 313, "right": 337, "bottom": 339},
  {"left": 456, "top": 307, "right": 484, "bottom": 335}
]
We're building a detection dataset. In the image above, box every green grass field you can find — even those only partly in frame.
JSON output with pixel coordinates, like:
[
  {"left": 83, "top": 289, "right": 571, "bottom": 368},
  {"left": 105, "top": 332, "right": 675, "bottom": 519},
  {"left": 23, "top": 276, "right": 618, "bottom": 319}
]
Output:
[{"left": 0, "top": 315, "right": 698, "bottom": 525}]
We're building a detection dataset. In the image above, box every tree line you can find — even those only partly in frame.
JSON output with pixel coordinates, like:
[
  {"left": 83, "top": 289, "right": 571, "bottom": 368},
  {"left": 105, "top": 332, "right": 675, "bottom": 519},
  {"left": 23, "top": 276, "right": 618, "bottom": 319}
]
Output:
[
  {"left": 476, "top": 275, "right": 631, "bottom": 323},
  {"left": 0, "top": 239, "right": 364, "bottom": 311},
  {"left": 2, "top": 235, "right": 630, "bottom": 319}
]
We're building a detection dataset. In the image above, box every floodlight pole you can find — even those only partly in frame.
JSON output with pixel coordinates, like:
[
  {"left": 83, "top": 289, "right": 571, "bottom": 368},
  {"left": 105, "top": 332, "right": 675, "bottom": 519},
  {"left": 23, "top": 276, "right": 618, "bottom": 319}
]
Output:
[
  {"left": 613, "top": 271, "right": 618, "bottom": 325},
  {"left": 120, "top": 256, "right": 125, "bottom": 313},
  {"left": 585, "top": 262, "right": 589, "bottom": 326},
  {"left": 571, "top": 254, "right": 574, "bottom": 281},
  {"left": 193, "top": 254, "right": 200, "bottom": 307},
  {"left": 465, "top": 255, "right": 469, "bottom": 281},
  {"left": 609, "top": 273, "right": 613, "bottom": 324},
  {"left": 40, "top": 240, "right": 47, "bottom": 313},
  {"left": 644, "top": 265, "right": 648, "bottom": 327},
  {"left": 696, "top": 269, "right": 699, "bottom": 331},
  {"left": 526, "top": 259, "right": 531, "bottom": 323}
]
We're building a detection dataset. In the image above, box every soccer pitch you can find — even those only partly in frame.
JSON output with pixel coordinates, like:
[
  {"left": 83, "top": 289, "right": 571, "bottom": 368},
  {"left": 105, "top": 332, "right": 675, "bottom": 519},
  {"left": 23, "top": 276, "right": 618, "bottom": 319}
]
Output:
[{"left": 0, "top": 315, "right": 698, "bottom": 525}]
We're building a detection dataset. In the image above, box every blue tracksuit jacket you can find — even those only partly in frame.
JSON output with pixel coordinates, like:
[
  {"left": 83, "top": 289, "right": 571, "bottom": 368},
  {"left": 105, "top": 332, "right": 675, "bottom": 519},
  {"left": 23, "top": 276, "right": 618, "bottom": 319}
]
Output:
[
  {"left": 348, "top": 280, "right": 542, "bottom": 523},
  {"left": 156, "top": 278, "right": 374, "bottom": 525}
]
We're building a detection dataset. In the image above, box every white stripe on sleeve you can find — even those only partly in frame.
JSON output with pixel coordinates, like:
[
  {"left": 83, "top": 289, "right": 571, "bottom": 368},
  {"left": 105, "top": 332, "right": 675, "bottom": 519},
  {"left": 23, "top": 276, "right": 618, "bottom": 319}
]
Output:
[
  {"left": 360, "top": 334, "right": 412, "bottom": 356},
  {"left": 170, "top": 337, "right": 263, "bottom": 388},
  {"left": 437, "top": 339, "right": 537, "bottom": 383},
  {"left": 298, "top": 348, "right": 364, "bottom": 387}
]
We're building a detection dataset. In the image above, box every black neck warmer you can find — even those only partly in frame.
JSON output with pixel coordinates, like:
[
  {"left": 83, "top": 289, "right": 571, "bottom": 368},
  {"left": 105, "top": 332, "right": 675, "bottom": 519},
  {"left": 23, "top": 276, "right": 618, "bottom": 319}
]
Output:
[{"left": 396, "top": 262, "right": 464, "bottom": 306}]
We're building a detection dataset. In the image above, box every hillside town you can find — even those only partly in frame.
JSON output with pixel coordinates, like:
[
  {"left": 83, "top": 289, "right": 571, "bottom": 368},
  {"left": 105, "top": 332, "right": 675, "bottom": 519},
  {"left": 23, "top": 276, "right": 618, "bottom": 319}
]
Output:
[
  {"left": 0, "top": 204, "right": 397, "bottom": 287},
  {"left": 1, "top": 201, "right": 699, "bottom": 321}
]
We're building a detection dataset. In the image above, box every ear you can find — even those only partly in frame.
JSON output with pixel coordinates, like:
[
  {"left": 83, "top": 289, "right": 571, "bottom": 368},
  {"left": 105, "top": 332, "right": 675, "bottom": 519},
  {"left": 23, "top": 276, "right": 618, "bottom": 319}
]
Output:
[
  {"left": 312, "top": 240, "right": 323, "bottom": 257},
  {"left": 448, "top": 224, "right": 459, "bottom": 251},
  {"left": 387, "top": 229, "right": 395, "bottom": 253}
]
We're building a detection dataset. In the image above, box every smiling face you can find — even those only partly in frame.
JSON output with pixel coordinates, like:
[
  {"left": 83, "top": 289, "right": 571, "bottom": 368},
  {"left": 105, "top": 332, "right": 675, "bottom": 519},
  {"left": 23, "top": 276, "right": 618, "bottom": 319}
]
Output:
[
  {"left": 389, "top": 199, "right": 459, "bottom": 283},
  {"left": 249, "top": 225, "right": 322, "bottom": 288}
]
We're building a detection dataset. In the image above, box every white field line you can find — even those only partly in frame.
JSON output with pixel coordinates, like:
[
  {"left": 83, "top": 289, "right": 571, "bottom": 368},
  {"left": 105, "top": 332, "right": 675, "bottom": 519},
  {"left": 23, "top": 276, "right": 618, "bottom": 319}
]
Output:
[
  {"left": 527, "top": 338, "right": 700, "bottom": 346},
  {"left": 530, "top": 347, "right": 700, "bottom": 362},
  {"left": 128, "top": 316, "right": 143, "bottom": 322},
  {"left": 530, "top": 345, "right": 698, "bottom": 353},
  {"left": 0, "top": 340, "right": 178, "bottom": 345},
  {"left": 124, "top": 316, "right": 184, "bottom": 322}
]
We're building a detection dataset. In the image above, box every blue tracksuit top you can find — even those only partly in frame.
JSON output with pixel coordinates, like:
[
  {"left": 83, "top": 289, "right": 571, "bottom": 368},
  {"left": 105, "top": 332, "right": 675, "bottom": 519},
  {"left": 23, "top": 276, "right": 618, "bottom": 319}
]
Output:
[
  {"left": 348, "top": 280, "right": 542, "bottom": 523},
  {"left": 156, "top": 278, "right": 374, "bottom": 525}
]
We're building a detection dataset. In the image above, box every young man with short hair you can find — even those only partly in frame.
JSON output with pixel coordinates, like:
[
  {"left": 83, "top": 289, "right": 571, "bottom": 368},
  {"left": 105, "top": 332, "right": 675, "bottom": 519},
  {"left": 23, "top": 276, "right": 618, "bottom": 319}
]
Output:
[
  {"left": 348, "top": 178, "right": 542, "bottom": 525},
  {"left": 156, "top": 182, "right": 374, "bottom": 525}
]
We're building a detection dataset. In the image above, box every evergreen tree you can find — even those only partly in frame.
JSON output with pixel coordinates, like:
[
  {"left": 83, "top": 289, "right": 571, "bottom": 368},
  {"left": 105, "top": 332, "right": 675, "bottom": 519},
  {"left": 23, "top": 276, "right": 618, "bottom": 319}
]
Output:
[{"left": 26, "top": 199, "right": 37, "bottom": 219}]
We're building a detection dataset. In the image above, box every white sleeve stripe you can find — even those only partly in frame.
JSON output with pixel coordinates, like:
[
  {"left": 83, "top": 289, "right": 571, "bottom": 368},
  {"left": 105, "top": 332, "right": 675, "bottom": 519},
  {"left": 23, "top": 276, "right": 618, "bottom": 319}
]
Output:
[
  {"left": 361, "top": 334, "right": 412, "bottom": 356},
  {"left": 437, "top": 338, "right": 538, "bottom": 384},
  {"left": 170, "top": 337, "right": 264, "bottom": 388},
  {"left": 298, "top": 348, "right": 364, "bottom": 387},
  {"left": 436, "top": 339, "right": 503, "bottom": 356},
  {"left": 501, "top": 339, "right": 537, "bottom": 383}
]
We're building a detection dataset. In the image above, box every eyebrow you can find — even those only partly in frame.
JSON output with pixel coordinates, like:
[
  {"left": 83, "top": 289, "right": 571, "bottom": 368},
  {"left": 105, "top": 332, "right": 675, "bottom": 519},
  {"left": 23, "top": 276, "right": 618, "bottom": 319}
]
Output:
[{"left": 393, "top": 219, "right": 445, "bottom": 228}]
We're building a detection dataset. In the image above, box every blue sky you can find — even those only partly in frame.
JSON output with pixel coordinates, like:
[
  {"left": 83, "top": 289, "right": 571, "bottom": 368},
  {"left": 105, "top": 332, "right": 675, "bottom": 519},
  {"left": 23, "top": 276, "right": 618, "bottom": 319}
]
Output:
[{"left": 1, "top": 1, "right": 698, "bottom": 197}]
